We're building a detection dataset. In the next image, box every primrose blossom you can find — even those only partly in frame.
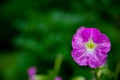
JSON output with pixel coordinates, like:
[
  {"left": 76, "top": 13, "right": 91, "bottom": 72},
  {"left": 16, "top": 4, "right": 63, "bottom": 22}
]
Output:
[{"left": 71, "top": 27, "right": 111, "bottom": 68}]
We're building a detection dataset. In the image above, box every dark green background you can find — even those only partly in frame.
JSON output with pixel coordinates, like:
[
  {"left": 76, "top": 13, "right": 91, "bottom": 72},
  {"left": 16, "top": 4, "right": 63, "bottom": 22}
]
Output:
[{"left": 0, "top": 0, "right": 120, "bottom": 80}]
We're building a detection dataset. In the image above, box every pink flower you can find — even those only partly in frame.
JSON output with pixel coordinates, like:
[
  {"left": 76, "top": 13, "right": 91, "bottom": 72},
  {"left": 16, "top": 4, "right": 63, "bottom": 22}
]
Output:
[
  {"left": 54, "top": 76, "right": 62, "bottom": 80},
  {"left": 71, "top": 27, "right": 111, "bottom": 68},
  {"left": 27, "top": 67, "right": 37, "bottom": 80}
]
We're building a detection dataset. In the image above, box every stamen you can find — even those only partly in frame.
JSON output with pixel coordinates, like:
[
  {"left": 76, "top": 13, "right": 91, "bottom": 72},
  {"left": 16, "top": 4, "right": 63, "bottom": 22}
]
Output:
[{"left": 86, "top": 40, "right": 96, "bottom": 49}]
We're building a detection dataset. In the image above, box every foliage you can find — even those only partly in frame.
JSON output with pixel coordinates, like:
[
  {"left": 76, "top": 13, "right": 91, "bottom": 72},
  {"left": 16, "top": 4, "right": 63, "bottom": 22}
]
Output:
[{"left": 0, "top": 0, "right": 120, "bottom": 80}]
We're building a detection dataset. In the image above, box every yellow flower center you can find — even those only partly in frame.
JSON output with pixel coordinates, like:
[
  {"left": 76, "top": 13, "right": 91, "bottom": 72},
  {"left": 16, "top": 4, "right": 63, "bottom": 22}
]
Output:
[{"left": 86, "top": 40, "right": 96, "bottom": 49}]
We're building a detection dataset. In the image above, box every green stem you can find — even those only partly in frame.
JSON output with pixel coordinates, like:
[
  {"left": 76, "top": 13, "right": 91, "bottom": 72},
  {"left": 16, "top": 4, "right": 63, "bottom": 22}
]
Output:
[
  {"left": 114, "top": 62, "right": 120, "bottom": 80},
  {"left": 53, "top": 54, "right": 63, "bottom": 75},
  {"left": 94, "top": 68, "right": 100, "bottom": 80}
]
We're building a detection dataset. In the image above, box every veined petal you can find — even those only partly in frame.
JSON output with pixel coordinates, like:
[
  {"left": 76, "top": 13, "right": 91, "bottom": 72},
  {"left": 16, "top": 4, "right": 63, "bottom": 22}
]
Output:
[
  {"left": 76, "top": 27, "right": 91, "bottom": 42},
  {"left": 72, "top": 33, "right": 84, "bottom": 49},
  {"left": 88, "top": 51, "right": 106, "bottom": 68},
  {"left": 96, "top": 49, "right": 107, "bottom": 59},
  {"left": 93, "top": 32, "right": 110, "bottom": 44},
  {"left": 94, "top": 34, "right": 111, "bottom": 53},
  {"left": 90, "top": 28, "right": 101, "bottom": 41},
  {"left": 71, "top": 48, "right": 87, "bottom": 66}
]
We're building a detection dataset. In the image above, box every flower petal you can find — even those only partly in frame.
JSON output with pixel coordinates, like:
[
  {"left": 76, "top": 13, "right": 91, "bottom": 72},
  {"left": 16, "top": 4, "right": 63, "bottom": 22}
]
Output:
[
  {"left": 90, "top": 28, "right": 101, "bottom": 41},
  {"left": 76, "top": 27, "right": 91, "bottom": 42},
  {"left": 94, "top": 33, "right": 111, "bottom": 53},
  {"left": 71, "top": 48, "right": 87, "bottom": 66},
  {"left": 72, "top": 33, "right": 84, "bottom": 49},
  {"left": 88, "top": 51, "right": 107, "bottom": 68}
]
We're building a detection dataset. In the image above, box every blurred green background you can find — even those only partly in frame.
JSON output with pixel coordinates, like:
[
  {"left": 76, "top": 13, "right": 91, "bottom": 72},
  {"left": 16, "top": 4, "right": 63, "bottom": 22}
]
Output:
[{"left": 0, "top": 0, "right": 120, "bottom": 80}]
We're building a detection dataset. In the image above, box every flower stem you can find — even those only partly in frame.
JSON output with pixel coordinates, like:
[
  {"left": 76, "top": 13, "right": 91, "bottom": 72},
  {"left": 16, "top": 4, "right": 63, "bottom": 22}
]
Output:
[
  {"left": 94, "top": 68, "right": 100, "bottom": 80},
  {"left": 114, "top": 62, "right": 120, "bottom": 80},
  {"left": 54, "top": 54, "right": 63, "bottom": 75}
]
